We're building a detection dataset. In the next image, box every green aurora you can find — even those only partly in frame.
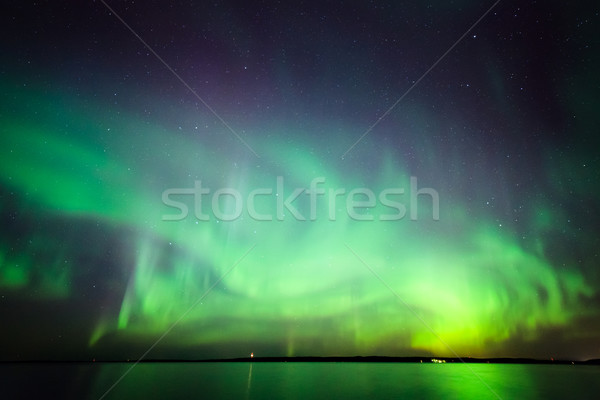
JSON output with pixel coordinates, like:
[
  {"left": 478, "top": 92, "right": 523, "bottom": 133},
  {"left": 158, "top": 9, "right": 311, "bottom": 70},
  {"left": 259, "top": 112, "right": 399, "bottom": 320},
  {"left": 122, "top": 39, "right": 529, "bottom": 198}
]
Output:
[{"left": 1, "top": 78, "right": 597, "bottom": 360}]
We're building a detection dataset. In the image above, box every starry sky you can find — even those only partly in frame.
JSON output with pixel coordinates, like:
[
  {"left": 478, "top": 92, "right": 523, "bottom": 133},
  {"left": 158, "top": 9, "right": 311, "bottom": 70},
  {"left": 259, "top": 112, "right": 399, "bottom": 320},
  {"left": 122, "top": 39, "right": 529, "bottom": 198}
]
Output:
[{"left": 1, "top": 1, "right": 599, "bottom": 361}]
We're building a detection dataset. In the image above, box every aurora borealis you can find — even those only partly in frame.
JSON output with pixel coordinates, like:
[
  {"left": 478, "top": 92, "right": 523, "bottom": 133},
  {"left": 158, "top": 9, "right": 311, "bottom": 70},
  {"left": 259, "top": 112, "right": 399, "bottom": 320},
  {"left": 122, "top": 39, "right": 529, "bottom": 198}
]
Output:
[{"left": 1, "top": 1, "right": 600, "bottom": 362}]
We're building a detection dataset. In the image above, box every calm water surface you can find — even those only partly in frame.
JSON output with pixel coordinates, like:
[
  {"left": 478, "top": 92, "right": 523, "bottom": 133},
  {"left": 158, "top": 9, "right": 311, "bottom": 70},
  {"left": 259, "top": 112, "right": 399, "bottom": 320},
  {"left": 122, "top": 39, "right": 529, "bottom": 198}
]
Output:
[{"left": 2, "top": 362, "right": 599, "bottom": 399}]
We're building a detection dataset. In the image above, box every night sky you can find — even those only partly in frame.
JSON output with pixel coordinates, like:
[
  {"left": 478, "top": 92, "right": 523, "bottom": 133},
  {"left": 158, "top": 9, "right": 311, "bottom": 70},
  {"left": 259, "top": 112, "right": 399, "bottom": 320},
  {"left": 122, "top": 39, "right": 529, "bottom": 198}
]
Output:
[{"left": 1, "top": 1, "right": 599, "bottom": 361}]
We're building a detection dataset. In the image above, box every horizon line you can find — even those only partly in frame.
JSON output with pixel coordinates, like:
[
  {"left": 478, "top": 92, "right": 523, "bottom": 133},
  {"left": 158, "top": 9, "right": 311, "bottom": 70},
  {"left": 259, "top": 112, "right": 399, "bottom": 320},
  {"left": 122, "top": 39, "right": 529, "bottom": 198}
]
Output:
[{"left": 2, "top": 356, "right": 598, "bottom": 365}]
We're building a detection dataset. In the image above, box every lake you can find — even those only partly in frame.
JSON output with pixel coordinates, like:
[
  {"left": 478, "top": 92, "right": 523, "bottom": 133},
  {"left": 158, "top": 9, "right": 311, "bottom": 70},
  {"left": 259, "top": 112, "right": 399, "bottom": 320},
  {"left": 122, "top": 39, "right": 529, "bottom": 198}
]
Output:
[{"left": 2, "top": 362, "right": 599, "bottom": 399}]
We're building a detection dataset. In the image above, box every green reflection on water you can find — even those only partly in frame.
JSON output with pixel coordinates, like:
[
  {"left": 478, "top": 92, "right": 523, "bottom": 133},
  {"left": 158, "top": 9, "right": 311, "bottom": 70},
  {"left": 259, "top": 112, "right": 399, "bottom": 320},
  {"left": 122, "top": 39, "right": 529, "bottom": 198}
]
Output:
[{"left": 88, "top": 363, "right": 600, "bottom": 400}]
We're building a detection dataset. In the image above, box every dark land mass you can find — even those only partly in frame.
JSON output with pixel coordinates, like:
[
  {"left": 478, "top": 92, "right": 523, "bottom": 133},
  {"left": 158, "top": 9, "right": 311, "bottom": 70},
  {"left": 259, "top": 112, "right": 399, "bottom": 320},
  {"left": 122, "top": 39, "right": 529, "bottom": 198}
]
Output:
[{"left": 3, "top": 357, "right": 600, "bottom": 365}]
